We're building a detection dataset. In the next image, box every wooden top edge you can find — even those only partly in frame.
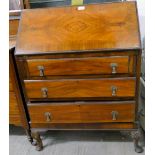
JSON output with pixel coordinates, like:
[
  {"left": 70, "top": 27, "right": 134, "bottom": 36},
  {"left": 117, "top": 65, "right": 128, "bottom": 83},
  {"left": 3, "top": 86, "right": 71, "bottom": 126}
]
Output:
[
  {"left": 15, "top": 47, "right": 141, "bottom": 56},
  {"left": 9, "top": 10, "right": 21, "bottom": 16}
]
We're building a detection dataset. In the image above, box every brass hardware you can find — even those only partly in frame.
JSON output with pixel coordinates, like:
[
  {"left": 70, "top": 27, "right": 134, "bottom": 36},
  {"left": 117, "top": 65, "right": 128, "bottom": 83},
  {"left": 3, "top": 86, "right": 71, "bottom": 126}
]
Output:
[
  {"left": 44, "top": 112, "right": 51, "bottom": 122},
  {"left": 111, "top": 86, "right": 117, "bottom": 96},
  {"left": 38, "top": 66, "right": 44, "bottom": 76},
  {"left": 111, "top": 111, "right": 118, "bottom": 121},
  {"left": 23, "top": 56, "right": 27, "bottom": 59},
  {"left": 110, "top": 63, "right": 118, "bottom": 74},
  {"left": 41, "top": 88, "right": 48, "bottom": 98}
]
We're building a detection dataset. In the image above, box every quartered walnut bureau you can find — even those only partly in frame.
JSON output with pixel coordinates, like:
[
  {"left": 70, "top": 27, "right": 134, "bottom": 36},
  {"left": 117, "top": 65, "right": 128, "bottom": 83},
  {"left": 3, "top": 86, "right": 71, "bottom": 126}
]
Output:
[{"left": 15, "top": 1, "right": 143, "bottom": 152}]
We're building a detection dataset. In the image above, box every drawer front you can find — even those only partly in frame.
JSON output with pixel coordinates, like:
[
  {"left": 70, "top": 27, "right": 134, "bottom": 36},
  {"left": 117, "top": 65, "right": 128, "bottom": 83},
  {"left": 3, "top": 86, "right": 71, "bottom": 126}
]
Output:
[
  {"left": 27, "top": 56, "right": 132, "bottom": 77},
  {"left": 24, "top": 78, "right": 136, "bottom": 99},
  {"left": 28, "top": 102, "right": 135, "bottom": 124}
]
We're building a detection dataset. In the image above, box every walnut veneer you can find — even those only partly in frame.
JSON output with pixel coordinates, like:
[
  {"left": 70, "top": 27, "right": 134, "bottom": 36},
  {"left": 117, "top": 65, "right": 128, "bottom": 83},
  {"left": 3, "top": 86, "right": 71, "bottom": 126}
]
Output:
[{"left": 15, "top": 1, "right": 143, "bottom": 152}]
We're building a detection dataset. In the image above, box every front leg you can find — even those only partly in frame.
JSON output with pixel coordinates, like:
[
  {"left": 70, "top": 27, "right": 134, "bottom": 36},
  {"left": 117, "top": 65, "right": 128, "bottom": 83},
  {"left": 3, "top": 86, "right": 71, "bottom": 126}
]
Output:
[
  {"left": 131, "top": 129, "right": 143, "bottom": 153},
  {"left": 31, "top": 131, "right": 43, "bottom": 151}
]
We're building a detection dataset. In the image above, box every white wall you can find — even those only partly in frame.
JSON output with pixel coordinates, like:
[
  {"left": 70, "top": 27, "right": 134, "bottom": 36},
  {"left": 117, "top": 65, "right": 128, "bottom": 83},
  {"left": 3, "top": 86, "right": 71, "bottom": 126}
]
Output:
[
  {"left": 127, "top": 0, "right": 145, "bottom": 40},
  {"left": 136, "top": 0, "right": 145, "bottom": 40}
]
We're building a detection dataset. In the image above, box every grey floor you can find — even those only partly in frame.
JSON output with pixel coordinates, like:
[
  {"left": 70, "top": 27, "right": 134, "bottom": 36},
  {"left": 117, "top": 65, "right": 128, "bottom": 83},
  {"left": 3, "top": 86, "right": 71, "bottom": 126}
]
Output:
[{"left": 10, "top": 125, "right": 145, "bottom": 155}]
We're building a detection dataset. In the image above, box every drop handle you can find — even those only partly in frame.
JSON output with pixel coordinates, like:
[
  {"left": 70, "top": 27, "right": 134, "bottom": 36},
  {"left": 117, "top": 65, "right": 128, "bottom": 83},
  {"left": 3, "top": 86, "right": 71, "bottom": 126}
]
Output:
[
  {"left": 41, "top": 88, "right": 48, "bottom": 98},
  {"left": 110, "top": 63, "right": 118, "bottom": 74},
  {"left": 111, "top": 86, "right": 118, "bottom": 96},
  {"left": 44, "top": 112, "right": 51, "bottom": 122},
  {"left": 38, "top": 65, "right": 44, "bottom": 76},
  {"left": 111, "top": 111, "right": 118, "bottom": 121}
]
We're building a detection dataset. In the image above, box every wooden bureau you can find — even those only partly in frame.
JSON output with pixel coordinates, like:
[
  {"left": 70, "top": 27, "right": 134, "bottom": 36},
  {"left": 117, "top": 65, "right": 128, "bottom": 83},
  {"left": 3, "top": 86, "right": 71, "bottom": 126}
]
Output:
[{"left": 15, "top": 1, "right": 143, "bottom": 152}]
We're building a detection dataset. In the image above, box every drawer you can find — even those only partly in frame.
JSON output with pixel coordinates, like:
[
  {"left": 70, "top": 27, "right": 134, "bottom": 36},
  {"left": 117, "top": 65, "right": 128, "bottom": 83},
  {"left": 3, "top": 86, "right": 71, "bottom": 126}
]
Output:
[
  {"left": 28, "top": 102, "right": 135, "bottom": 124},
  {"left": 24, "top": 77, "right": 136, "bottom": 99},
  {"left": 26, "top": 56, "right": 133, "bottom": 77}
]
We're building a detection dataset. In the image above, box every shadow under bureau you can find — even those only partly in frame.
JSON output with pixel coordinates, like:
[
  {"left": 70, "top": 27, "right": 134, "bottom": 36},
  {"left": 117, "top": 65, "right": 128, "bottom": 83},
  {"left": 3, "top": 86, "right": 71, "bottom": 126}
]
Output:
[{"left": 14, "top": 1, "right": 143, "bottom": 152}]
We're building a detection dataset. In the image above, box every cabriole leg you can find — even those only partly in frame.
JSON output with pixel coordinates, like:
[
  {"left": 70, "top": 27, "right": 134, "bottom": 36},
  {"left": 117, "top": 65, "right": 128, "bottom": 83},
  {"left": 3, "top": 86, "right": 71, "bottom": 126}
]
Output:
[
  {"left": 31, "top": 131, "right": 43, "bottom": 151},
  {"left": 131, "top": 129, "right": 143, "bottom": 153}
]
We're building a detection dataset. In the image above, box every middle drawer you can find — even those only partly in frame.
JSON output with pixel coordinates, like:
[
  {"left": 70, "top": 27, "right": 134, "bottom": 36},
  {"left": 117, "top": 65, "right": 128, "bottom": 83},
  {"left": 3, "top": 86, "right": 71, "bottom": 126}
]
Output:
[{"left": 24, "top": 77, "right": 136, "bottom": 100}]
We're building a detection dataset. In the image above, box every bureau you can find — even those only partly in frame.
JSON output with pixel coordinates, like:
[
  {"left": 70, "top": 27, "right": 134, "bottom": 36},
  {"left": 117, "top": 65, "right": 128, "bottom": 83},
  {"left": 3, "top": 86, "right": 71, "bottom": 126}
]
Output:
[{"left": 15, "top": 1, "right": 143, "bottom": 152}]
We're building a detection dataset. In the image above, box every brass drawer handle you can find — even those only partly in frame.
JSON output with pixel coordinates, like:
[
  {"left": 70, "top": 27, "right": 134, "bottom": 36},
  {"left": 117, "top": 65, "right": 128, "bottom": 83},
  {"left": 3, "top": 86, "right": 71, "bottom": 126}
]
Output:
[
  {"left": 44, "top": 112, "right": 51, "bottom": 122},
  {"left": 110, "top": 63, "right": 118, "bottom": 74},
  {"left": 41, "top": 88, "right": 48, "bottom": 98},
  {"left": 111, "top": 86, "right": 117, "bottom": 96},
  {"left": 38, "top": 65, "right": 44, "bottom": 76},
  {"left": 111, "top": 111, "right": 118, "bottom": 121}
]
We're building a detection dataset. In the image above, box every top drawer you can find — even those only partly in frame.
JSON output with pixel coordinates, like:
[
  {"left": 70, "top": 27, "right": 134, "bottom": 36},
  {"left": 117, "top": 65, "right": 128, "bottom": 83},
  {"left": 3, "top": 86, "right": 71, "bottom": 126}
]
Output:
[{"left": 26, "top": 56, "right": 134, "bottom": 77}]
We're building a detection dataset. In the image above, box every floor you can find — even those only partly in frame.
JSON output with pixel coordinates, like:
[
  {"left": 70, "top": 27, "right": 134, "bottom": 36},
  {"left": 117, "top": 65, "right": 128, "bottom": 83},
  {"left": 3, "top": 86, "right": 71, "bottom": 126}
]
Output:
[{"left": 10, "top": 125, "right": 145, "bottom": 155}]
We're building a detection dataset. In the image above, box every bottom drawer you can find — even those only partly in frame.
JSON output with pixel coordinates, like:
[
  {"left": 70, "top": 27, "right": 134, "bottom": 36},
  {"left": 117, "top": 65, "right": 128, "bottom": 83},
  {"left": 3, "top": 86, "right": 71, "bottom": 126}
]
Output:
[{"left": 28, "top": 101, "right": 135, "bottom": 124}]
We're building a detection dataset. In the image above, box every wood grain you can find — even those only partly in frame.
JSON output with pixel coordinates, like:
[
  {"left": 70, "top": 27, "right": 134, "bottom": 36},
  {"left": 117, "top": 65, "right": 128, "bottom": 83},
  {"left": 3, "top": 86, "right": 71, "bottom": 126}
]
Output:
[
  {"left": 9, "top": 48, "right": 29, "bottom": 128},
  {"left": 24, "top": 77, "right": 136, "bottom": 99},
  {"left": 30, "top": 122, "right": 136, "bottom": 129},
  {"left": 9, "top": 92, "right": 22, "bottom": 125},
  {"left": 9, "top": 14, "right": 20, "bottom": 48},
  {"left": 9, "top": 92, "right": 20, "bottom": 115},
  {"left": 27, "top": 56, "right": 131, "bottom": 77},
  {"left": 9, "top": 116, "right": 21, "bottom": 125},
  {"left": 15, "top": 2, "right": 140, "bottom": 55},
  {"left": 28, "top": 102, "right": 135, "bottom": 124},
  {"left": 9, "top": 19, "right": 19, "bottom": 36},
  {"left": 9, "top": 79, "right": 13, "bottom": 92}
]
